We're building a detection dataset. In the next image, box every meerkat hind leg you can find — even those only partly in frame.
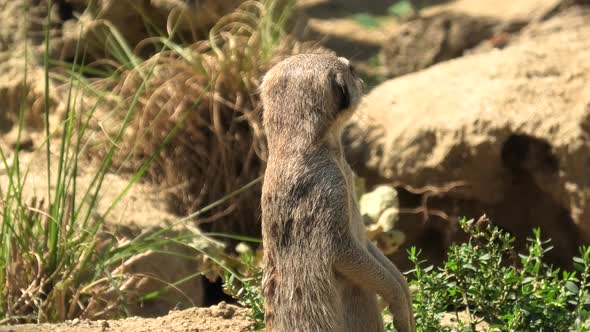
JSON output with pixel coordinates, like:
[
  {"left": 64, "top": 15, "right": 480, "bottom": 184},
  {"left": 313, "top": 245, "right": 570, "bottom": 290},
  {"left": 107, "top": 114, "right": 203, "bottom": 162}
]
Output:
[{"left": 341, "top": 286, "right": 385, "bottom": 332}]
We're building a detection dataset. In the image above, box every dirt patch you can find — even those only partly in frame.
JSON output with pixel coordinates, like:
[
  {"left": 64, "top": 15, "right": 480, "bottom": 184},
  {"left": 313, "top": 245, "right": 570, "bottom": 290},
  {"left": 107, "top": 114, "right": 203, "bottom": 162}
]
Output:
[{"left": 2, "top": 303, "right": 252, "bottom": 332}]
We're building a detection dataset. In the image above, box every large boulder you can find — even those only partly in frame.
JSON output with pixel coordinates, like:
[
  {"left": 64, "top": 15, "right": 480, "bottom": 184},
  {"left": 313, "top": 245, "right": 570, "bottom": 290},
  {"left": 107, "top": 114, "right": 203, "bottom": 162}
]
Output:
[
  {"left": 379, "top": 0, "right": 563, "bottom": 78},
  {"left": 379, "top": 12, "right": 523, "bottom": 78},
  {"left": 346, "top": 6, "right": 590, "bottom": 266}
]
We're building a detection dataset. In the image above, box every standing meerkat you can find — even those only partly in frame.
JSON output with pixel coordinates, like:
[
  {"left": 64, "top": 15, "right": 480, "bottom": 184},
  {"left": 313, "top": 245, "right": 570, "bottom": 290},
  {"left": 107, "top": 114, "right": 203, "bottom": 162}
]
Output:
[{"left": 260, "top": 54, "right": 415, "bottom": 332}]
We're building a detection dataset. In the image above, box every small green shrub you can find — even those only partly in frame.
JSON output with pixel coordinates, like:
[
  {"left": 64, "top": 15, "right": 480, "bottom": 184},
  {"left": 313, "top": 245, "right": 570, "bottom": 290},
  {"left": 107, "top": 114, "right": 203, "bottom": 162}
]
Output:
[
  {"left": 407, "top": 216, "right": 590, "bottom": 332},
  {"left": 222, "top": 246, "right": 264, "bottom": 331},
  {"left": 387, "top": 0, "right": 416, "bottom": 18},
  {"left": 225, "top": 216, "right": 590, "bottom": 331}
]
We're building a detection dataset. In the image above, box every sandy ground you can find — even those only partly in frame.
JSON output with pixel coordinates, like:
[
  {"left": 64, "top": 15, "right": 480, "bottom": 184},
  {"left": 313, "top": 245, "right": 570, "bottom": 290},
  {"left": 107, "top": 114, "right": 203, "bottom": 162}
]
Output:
[{"left": 1, "top": 303, "right": 252, "bottom": 332}]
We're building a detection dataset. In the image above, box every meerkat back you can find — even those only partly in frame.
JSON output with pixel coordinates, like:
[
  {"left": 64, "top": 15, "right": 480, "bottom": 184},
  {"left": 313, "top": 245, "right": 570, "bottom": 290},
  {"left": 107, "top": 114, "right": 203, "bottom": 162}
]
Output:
[{"left": 259, "top": 54, "right": 363, "bottom": 332}]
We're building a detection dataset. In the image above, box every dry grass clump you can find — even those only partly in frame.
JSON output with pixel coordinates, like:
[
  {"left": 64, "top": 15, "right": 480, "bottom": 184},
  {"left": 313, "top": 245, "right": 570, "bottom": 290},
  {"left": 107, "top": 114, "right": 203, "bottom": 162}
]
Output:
[
  {"left": 0, "top": 193, "right": 199, "bottom": 323},
  {"left": 1, "top": 198, "right": 113, "bottom": 322},
  {"left": 0, "top": 0, "right": 61, "bottom": 138},
  {"left": 95, "top": 0, "right": 313, "bottom": 235},
  {"left": 1, "top": 0, "right": 312, "bottom": 324}
]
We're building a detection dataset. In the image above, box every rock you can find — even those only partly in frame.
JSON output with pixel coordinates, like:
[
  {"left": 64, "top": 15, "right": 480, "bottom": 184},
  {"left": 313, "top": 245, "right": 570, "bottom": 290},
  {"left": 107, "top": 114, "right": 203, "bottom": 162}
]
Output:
[
  {"left": 359, "top": 185, "right": 404, "bottom": 255},
  {"left": 296, "top": 0, "right": 400, "bottom": 73},
  {"left": 360, "top": 185, "right": 399, "bottom": 226},
  {"left": 419, "top": 0, "right": 563, "bottom": 20},
  {"left": 380, "top": 11, "right": 524, "bottom": 78},
  {"left": 379, "top": 0, "right": 567, "bottom": 78},
  {"left": 210, "top": 301, "right": 236, "bottom": 319},
  {"left": 346, "top": 6, "right": 590, "bottom": 266}
]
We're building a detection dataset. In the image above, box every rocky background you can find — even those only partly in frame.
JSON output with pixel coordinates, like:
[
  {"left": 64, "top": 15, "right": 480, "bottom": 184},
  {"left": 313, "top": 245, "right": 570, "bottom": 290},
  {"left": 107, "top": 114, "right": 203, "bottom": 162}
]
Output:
[{"left": 345, "top": 0, "right": 590, "bottom": 269}]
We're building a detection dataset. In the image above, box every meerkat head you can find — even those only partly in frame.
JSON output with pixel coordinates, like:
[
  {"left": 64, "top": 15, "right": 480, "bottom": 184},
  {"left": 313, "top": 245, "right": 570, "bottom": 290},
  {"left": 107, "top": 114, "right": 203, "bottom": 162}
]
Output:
[{"left": 260, "top": 54, "right": 363, "bottom": 147}]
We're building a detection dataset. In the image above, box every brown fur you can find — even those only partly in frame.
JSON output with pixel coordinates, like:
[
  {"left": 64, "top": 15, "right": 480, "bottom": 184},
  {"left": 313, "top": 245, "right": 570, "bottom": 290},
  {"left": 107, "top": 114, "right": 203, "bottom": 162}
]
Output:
[{"left": 260, "top": 54, "right": 415, "bottom": 332}]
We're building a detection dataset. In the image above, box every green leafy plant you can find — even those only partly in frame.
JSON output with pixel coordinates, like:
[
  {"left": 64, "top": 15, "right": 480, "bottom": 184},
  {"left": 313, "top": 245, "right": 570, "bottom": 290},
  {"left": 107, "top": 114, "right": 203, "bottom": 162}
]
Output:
[
  {"left": 222, "top": 246, "right": 265, "bottom": 331},
  {"left": 388, "top": 0, "right": 416, "bottom": 18},
  {"left": 351, "top": 13, "right": 382, "bottom": 28},
  {"left": 350, "top": 0, "right": 417, "bottom": 28},
  {"left": 407, "top": 216, "right": 590, "bottom": 332}
]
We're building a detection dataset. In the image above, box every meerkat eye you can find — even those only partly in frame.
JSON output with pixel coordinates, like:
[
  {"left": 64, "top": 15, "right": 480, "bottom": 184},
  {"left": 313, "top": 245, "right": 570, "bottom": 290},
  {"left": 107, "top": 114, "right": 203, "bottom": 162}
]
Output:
[{"left": 332, "top": 72, "right": 350, "bottom": 111}]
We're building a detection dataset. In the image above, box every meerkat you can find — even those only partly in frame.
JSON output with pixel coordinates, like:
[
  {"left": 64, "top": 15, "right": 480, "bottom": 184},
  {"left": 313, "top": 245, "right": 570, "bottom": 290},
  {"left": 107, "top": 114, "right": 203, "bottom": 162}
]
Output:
[{"left": 260, "top": 54, "right": 415, "bottom": 332}]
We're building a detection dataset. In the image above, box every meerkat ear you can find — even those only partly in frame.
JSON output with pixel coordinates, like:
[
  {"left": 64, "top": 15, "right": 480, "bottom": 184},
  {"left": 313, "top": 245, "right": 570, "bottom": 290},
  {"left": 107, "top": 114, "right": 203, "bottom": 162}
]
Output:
[{"left": 331, "top": 73, "right": 350, "bottom": 111}]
